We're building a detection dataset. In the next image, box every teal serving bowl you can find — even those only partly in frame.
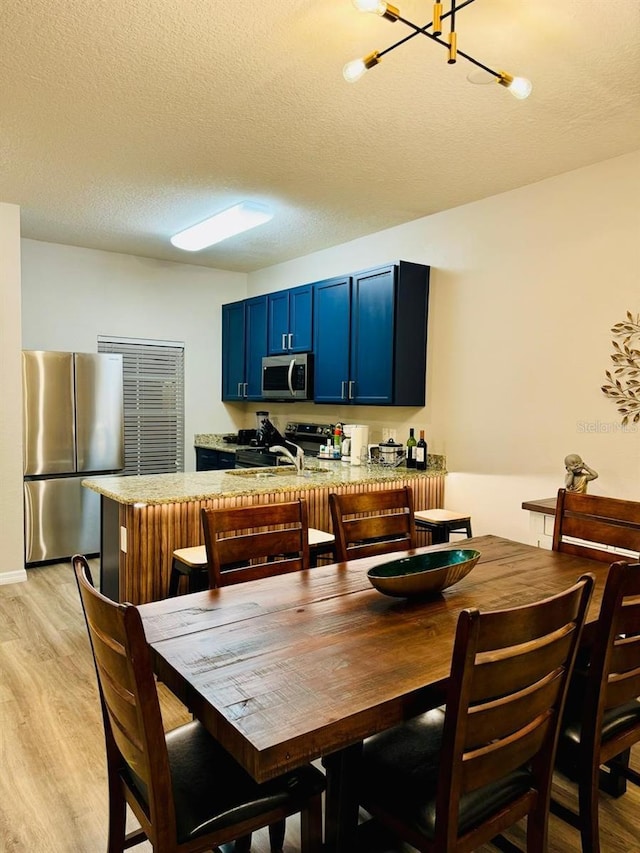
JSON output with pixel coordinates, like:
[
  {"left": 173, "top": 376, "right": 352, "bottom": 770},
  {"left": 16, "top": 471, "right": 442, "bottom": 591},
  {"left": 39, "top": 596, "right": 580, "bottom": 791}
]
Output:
[{"left": 367, "top": 549, "right": 481, "bottom": 598}]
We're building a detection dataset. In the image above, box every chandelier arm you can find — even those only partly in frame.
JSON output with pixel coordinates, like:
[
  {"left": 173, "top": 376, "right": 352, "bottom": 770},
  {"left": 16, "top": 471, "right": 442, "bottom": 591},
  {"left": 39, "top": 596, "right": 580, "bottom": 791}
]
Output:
[
  {"left": 376, "top": 0, "right": 478, "bottom": 60},
  {"left": 455, "top": 49, "right": 501, "bottom": 78}
]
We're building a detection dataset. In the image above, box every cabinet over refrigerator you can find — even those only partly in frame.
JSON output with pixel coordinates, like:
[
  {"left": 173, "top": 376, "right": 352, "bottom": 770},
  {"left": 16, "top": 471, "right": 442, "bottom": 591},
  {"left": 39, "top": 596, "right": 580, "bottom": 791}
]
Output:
[{"left": 22, "top": 350, "right": 124, "bottom": 563}]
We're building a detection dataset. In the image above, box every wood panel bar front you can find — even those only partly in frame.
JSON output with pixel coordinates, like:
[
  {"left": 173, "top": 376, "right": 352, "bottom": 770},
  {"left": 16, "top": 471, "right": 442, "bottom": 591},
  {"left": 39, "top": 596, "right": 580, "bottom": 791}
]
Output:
[{"left": 111, "top": 473, "right": 444, "bottom": 603}]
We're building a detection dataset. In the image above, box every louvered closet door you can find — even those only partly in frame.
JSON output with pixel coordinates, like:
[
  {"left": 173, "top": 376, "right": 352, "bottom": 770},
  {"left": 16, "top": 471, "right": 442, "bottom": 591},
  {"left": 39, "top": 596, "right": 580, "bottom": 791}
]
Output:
[{"left": 98, "top": 337, "right": 184, "bottom": 475}]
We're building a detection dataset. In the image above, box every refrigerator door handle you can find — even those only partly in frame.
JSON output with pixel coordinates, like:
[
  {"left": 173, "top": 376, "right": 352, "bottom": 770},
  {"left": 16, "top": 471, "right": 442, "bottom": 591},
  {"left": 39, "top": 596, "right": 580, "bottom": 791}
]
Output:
[{"left": 23, "top": 484, "right": 33, "bottom": 561}]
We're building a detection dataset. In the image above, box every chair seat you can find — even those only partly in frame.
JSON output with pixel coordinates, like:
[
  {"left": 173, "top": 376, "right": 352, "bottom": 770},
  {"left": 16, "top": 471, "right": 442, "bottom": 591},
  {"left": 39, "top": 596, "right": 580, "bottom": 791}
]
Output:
[
  {"left": 557, "top": 699, "right": 640, "bottom": 774},
  {"left": 359, "top": 708, "right": 534, "bottom": 841},
  {"left": 308, "top": 528, "right": 335, "bottom": 547},
  {"left": 415, "top": 509, "right": 470, "bottom": 524},
  {"left": 173, "top": 545, "right": 207, "bottom": 568},
  {"left": 123, "top": 721, "right": 324, "bottom": 844}
]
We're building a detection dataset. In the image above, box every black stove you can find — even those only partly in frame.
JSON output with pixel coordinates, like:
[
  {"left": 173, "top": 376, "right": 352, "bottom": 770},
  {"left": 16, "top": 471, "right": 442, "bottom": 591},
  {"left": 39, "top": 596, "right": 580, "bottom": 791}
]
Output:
[
  {"left": 283, "top": 422, "right": 334, "bottom": 454},
  {"left": 234, "top": 422, "right": 334, "bottom": 468}
]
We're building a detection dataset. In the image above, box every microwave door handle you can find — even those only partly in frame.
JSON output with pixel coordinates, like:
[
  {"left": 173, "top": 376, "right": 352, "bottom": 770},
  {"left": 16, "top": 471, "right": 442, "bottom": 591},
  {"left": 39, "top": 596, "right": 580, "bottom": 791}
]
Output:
[{"left": 287, "top": 358, "right": 295, "bottom": 396}]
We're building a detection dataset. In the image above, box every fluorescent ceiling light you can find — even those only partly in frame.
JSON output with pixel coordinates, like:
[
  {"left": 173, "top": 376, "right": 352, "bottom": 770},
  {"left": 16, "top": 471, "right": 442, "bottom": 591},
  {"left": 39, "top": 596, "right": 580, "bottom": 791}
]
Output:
[{"left": 170, "top": 202, "right": 273, "bottom": 251}]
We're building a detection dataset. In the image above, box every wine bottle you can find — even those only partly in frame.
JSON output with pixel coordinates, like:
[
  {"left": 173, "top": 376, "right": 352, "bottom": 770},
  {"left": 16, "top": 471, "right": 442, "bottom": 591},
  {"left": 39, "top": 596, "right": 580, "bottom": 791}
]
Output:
[
  {"left": 406, "top": 428, "right": 417, "bottom": 468},
  {"left": 416, "top": 430, "right": 427, "bottom": 471}
]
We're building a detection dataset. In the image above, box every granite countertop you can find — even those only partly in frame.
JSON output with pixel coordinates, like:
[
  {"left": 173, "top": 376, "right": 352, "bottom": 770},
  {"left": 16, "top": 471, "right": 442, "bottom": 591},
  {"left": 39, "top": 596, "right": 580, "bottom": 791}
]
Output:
[
  {"left": 194, "top": 433, "right": 252, "bottom": 452},
  {"left": 83, "top": 456, "right": 447, "bottom": 505}
]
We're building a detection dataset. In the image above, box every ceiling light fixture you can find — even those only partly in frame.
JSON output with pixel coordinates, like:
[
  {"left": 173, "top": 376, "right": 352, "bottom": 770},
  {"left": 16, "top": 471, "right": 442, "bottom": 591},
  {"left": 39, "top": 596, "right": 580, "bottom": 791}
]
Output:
[
  {"left": 170, "top": 202, "right": 273, "bottom": 251},
  {"left": 344, "top": 0, "right": 532, "bottom": 99}
]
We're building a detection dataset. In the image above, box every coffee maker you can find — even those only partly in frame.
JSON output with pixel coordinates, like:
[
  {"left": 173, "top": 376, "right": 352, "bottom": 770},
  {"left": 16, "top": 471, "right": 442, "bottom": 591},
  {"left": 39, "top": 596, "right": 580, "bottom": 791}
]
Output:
[{"left": 341, "top": 424, "right": 369, "bottom": 463}]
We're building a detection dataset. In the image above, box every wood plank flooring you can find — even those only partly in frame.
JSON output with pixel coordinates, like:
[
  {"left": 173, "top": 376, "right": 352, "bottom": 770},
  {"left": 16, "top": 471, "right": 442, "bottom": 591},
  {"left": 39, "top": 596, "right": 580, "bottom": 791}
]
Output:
[{"left": 1, "top": 560, "right": 638, "bottom": 852}]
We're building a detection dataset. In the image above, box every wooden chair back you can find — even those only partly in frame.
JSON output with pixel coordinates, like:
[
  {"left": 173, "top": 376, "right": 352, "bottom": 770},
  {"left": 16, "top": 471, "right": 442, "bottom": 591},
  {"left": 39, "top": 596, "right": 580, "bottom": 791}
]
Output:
[
  {"left": 73, "top": 554, "right": 177, "bottom": 845},
  {"left": 328, "top": 487, "right": 416, "bottom": 562},
  {"left": 552, "top": 488, "right": 640, "bottom": 563},
  {"left": 552, "top": 562, "right": 640, "bottom": 853},
  {"left": 435, "top": 574, "right": 594, "bottom": 851},
  {"left": 201, "top": 499, "right": 311, "bottom": 588}
]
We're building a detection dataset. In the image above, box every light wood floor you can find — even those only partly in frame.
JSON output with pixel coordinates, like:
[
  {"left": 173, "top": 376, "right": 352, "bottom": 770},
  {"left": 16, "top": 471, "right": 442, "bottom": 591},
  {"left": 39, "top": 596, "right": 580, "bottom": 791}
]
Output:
[{"left": 1, "top": 561, "right": 639, "bottom": 852}]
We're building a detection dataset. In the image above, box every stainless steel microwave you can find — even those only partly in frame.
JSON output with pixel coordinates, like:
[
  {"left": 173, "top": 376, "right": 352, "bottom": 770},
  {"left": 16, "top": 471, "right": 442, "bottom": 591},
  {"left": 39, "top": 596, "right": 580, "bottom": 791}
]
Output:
[{"left": 261, "top": 353, "right": 313, "bottom": 400}]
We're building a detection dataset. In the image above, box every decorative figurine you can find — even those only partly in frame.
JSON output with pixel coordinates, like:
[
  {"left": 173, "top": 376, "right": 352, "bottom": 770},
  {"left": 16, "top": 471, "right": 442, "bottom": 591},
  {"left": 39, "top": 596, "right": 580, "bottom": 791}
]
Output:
[{"left": 564, "top": 454, "right": 599, "bottom": 493}]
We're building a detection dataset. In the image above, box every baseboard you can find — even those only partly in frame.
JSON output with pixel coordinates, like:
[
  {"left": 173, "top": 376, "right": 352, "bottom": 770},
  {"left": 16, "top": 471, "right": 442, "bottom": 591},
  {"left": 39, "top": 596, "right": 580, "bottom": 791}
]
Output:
[{"left": 0, "top": 568, "right": 28, "bottom": 585}]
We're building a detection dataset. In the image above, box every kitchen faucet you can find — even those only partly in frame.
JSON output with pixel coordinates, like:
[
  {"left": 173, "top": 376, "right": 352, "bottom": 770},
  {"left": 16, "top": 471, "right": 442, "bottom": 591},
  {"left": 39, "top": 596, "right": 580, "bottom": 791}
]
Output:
[{"left": 269, "top": 441, "right": 305, "bottom": 475}]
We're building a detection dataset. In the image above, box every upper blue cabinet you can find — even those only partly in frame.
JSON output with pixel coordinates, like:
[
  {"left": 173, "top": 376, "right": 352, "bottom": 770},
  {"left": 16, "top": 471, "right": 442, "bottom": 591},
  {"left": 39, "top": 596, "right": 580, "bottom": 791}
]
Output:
[
  {"left": 313, "top": 262, "right": 430, "bottom": 406},
  {"left": 267, "top": 283, "right": 313, "bottom": 355},
  {"left": 221, "top": 295, "right": 268, "bottom": 401}
]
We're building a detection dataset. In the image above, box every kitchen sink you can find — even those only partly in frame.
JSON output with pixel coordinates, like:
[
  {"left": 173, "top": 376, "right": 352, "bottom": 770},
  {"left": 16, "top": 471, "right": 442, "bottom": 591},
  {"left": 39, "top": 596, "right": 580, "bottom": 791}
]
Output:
[{"left": 227, "top": 466, "right": 330, "bottom": 478}]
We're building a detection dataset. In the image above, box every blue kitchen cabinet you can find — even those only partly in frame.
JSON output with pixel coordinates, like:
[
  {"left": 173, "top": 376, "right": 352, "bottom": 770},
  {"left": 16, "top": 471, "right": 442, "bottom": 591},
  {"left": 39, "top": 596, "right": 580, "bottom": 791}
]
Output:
[
  {"left": 313, "top": 275, "right": 352, "bottom": 403},
  {"left": 221, "top": 295, "right": 267, "bottom": 401},
  {"left": 313, "top": 261, "right": 429, "bottom": 406},
  {"left": 195, "top": 447, "right": 236, "bottom": 470},
  {"left": 350, "top": 265, "right": 396, "bottom": 405},
  {"left": 267, "top": 283, "right": 313, "bottom": 354}
]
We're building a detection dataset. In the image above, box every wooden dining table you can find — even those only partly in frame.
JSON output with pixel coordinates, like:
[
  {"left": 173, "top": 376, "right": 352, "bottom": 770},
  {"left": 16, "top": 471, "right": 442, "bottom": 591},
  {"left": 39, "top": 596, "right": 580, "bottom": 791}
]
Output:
[{"left": 138, "top": 534, "right": 610, "bottom": 852}]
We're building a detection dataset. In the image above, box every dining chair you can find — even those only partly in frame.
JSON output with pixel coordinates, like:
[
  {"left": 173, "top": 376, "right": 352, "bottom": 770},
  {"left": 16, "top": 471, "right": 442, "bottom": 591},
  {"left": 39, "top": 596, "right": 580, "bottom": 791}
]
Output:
[
  {"left": 73, "top": 554, "right": 325, "bottom": 853},
  {"left": 552, "top": 560, "right": 640, "bottom": 853},
  {"left": 169, "top": 520, "right": 334, "bottom": 595},
  {"left": 354, "top": 574, "right": 594, "bottom": 852},
  {"left": 552, "top": 488, "right": 640, "bottom": 562},
  {"left": 328, "top": 486, "right": 416, "bottom": 562},
  {"left": 201, "top": 499, "right": 311, "bottom": 588}
]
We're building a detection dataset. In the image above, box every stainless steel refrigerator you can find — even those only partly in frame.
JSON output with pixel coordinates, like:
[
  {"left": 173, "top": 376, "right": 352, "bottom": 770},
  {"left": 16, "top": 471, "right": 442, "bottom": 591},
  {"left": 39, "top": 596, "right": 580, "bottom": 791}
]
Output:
[{"left": 22, "top": 350, "right": 124, "bottom": 563}]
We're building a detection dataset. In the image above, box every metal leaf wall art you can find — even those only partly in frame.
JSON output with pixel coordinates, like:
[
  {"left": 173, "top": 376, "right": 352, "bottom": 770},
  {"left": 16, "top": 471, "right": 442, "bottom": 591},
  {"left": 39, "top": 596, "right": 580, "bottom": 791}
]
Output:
[{"left": 601, "top": 311, "right": 640, "bottom": 425}]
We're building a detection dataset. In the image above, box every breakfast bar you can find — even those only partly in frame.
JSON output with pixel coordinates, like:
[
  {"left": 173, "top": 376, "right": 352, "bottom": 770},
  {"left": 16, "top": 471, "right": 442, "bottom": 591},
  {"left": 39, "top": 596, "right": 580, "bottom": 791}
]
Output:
[{"left": 84, "top": 457, "right": 446, "bottom": 604}]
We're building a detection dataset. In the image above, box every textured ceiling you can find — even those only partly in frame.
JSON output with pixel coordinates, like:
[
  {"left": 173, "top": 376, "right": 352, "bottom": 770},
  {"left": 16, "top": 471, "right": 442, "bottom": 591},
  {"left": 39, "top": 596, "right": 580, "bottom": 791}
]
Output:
[{"left": 1, "top": 0, "right": 639, "bottom": 272}]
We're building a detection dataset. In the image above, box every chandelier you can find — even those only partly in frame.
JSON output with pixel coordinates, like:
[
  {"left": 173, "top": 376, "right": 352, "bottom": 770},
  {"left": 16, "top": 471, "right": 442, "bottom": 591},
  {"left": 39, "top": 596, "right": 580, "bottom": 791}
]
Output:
[{"left": 343, "top": 0, "right": 532, "bottom": 99}]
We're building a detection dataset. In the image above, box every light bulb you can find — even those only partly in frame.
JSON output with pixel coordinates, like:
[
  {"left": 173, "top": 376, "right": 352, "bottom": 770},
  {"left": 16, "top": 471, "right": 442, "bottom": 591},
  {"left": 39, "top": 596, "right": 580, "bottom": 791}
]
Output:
[
  {"left": 507, "top": 76, "right": 532, "bottom": 100},
  {"left": 498, "top": 72, "right": 532, "bottom": 100},
  {"left": 352, "top": 0, "right": 387, "bottom": 14},
  {"left": 343, "top": 58, "right": 368, "bottom": 83},
  {"left": 343, "top": 51, "right": 380, "bottom": 83}
]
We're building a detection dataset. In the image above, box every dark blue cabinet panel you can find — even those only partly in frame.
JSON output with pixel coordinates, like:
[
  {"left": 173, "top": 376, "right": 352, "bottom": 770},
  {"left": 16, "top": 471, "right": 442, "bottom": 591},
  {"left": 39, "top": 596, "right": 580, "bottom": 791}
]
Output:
[
  {"left": 351, "top": 266, "right": 395, "bottom": 404},
  {"left": 221, "top": 296, "right": 267, "bottom": 401},
  {"left": 267, "top": 290, "right": 289, "bottom": 355},
  {"left": 195, "top": 448, "right": 235, "bottom": 471},
  {"left": 313, "top": 262, "right": 429, "bottom": 406},
  {"left": 245, "top": 296, "right": 268, "bottom": 399},
  {"left": 221, "top": 301, "right": 246, "bottom": 401},
  {"left": 267, "top": 284, "right": 313, "bottom": 354},
  {"left": 313, "top": 276, "right": 351, "bottom": 403}
]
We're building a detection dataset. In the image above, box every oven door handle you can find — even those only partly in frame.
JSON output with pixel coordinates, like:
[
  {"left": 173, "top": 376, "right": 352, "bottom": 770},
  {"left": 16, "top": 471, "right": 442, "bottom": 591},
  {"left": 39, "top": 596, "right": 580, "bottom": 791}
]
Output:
[{"left": 287, "top": 358, "right": 295, "bottom": 396}]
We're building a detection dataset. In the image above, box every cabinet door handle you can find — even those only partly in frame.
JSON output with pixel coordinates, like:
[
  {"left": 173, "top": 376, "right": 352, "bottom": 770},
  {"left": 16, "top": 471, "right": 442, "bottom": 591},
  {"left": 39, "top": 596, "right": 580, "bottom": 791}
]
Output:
[
  {"left": 288, "top": 333, "right": 293, "bottom": 349},
  {"left": 348, "top": 380, "right": 355, "bottom": 400},
  {"left": 282, "top": 333, "right": 287, "bottom": 350},
  {"left": 237, "top": 382, "right": 243, "bottom": 397},
  {"left": 341, "top": 381, "right": 347, "bottom": 400}
]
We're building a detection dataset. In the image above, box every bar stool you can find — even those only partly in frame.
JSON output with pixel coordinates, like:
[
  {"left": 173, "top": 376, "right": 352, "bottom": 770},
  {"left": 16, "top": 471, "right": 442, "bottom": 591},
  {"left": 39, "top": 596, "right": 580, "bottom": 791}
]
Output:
[
  {"left": 308, "top": 527, "right": 335, "bottom": 567},
  {"left": 414, "top": 508, "right": 472, "bottom": 545},
  {"left": 168, "top": 529, "right": 335, "bottom": 596},
  {"left": 168, "top": 545, "right": 208, "bottom": 596}
]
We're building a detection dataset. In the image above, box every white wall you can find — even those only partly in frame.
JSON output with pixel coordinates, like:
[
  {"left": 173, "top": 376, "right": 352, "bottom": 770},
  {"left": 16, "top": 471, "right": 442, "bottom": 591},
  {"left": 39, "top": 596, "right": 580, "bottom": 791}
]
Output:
[
  {"left": 21, "top": 240, "right": 249, "bottom": 469},
  {"left": 0, "top": 203, "right": 27, "bottom": 583},
  {"left": 248, "top": 152, "right": 640, "bottom": 544}
]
